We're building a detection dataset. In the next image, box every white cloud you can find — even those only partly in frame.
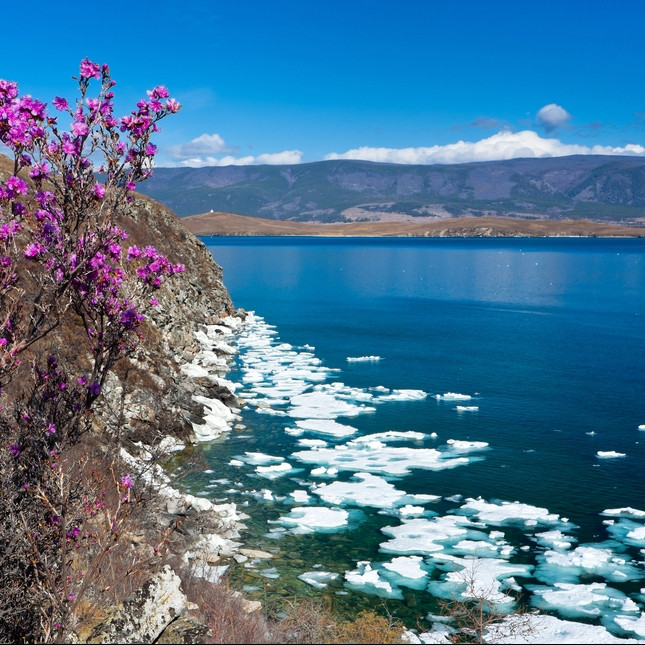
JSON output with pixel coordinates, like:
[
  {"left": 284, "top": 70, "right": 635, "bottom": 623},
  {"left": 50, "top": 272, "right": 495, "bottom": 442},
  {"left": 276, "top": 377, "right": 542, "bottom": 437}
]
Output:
[
  {"left": 164, "top": 132, "right": 303, "bottom": 166},
  {"left": 324, "top": 129, "right": 645, "bottom": 165},
  {"left": 167, "top": 133, "right": 233, "bottom": 160},
  {"left": 174, "top": 149, "right": 304, "bottom": 167},
  {"left": 536, "top": 103, "right": 572, "bottom": 131}
]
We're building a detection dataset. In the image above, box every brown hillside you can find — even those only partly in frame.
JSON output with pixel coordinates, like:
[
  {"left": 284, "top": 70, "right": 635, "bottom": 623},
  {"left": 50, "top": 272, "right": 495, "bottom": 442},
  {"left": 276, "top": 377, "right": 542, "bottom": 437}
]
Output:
[{"left": 182, "top": 211, "right": 645, "bottom": 238}]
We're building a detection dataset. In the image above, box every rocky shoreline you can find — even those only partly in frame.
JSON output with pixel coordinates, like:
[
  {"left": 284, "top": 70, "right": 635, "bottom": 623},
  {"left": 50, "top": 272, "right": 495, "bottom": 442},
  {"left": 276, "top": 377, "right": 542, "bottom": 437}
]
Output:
[{"left": 77, "top": 195, "right": 266, "bottom": 642}]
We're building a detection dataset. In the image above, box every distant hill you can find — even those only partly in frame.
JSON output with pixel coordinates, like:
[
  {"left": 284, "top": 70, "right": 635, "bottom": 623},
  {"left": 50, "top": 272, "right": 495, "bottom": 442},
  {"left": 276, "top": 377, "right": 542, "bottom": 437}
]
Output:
[
  {"left": 139, "top": 156, "right": 645, "bottom": 224},
  {"left": 181, "top": 211, "right": 645, "bottom": 238}
]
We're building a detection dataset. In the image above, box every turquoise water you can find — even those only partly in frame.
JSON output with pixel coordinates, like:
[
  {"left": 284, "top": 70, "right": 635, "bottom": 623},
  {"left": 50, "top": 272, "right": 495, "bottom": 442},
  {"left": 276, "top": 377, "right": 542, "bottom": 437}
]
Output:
[{"left": 187, "top": 236, "right": 645, "bottom": 634}]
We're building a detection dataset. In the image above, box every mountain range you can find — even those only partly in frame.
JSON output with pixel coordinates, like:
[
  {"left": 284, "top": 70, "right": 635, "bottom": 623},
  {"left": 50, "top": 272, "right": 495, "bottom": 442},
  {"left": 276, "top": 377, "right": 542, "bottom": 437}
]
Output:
[{"left": 138, "top": 155, "right": 645, "bottom": 224}]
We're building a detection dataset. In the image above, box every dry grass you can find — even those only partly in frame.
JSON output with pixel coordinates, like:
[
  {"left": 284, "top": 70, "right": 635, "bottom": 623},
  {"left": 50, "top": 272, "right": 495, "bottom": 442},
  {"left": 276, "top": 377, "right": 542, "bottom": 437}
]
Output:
[{"left": 182, "top": 211, "right": 645, "bottom": 238}]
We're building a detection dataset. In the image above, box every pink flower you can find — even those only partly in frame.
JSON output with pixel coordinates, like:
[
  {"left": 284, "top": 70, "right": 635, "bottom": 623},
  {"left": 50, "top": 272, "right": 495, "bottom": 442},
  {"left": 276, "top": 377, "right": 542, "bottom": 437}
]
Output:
[
  {"left": 79, "top": 58, "right": 101, "bottom": 80},
  {"left": 72, "top": 121, "right": 89, "bottom": 136},
  {"left": 23, "top": 243, "right": 42, "bottom": 258},
  {"left": 120, "top": 475, "right": 133, "bottom": 489},
  {"left": 165, "top": 98, "right": 181, "bottom": 113},
  {"left": 93, "top": 184, "right": 106, "bottom": 199},
  {"left": 52, "top": 96, "right": 68, "bottom": 111}
]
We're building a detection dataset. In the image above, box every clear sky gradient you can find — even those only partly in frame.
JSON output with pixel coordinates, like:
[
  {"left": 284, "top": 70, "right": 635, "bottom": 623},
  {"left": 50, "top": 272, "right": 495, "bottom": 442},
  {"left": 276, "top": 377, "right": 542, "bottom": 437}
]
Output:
[{"left": 3, "top": 0, "right": 645, "bottom": 167}]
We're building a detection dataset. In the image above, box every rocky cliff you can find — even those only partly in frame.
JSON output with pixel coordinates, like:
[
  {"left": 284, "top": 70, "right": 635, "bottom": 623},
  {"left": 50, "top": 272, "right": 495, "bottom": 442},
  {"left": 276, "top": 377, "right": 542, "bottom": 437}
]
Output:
[{"left": 0, "top": 152, "right": 254, "bottom": 641}]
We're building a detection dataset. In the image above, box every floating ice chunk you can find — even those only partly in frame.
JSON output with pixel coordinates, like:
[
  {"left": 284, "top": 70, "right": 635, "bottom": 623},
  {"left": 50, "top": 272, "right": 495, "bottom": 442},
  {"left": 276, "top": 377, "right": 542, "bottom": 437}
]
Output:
[
  {"left": 380, "top": 516, "right": 480, "bottom": 555},
  {"left": 382, "top": 555, "right": 428, "bottom": 580},
  {"left": 529, "top": 581, "right": 633, "bottom": 619},
  {"left": 435, "top": 392, "right": 472, "bottom": 401},
  {"left": 349, "top": 430, "right": 427, "bottom": 444},
  {"left": 606, "top": 518, "right": 645, "bottom": 549},
  {"left": 344, "top": 561, "right": 403, "bottom": 599},
  {"left": 536, "top": 545, "right": 642, "bottom": 584},
  {"left": 456, "top": 405, "right": 479, "bottom": 412},
  {"left": 312, "top": 472, "right": 438, "bottom": 509},
  {"left": 445, "top": 439, "right": 489, "bottom": 452},
  {"left": 292, "top": 443, "right": 471, "bottom": 476},
  {"left": 534, "top": 530, "right": 577, "bottom": 550},
  {"left": 428, "top": 554, "right": 532, "bottom": 606},
  {"left": 603, "top": 507, "right": 645, "bottom": 519},
  {"left": 256, "top": 462, "right": 294, "bottom": 479},
  {"left": 298, "top": 571, "right": 340, "bottom": 589},
  {"left": 458, "top": 498, "right": 565, "bottom": 529},
  {"left": 295, "top": 418, "right": 358, "bottom": 438},
  {"left": 228, "top": 459, "right": 244, "bottom": 467},
  {"left": 483, "top": 613, "right": 640, "bottom": 644},
  {"left": 296, "top": 438, "right": 328, "bottom": 448},
  {"left": 240, "top": 452, "right": 285, "bottom": 465},
  {"left": 347, "top": 355, "right": 382, "bottom": 362},
  {"left": 613, "top": 613, "right": 645, "bottom": 639},
  {"left": 451, "top": 539, "right": 510, "bottom": 558},
  {"left": 397, "top": 505, "right": 428, "bottom": 516},
  {"left": 289, "top": 391, "right": 376, "bottom": 418},
  {"left": 310, "top": 466, "right": 339, "bottom": 478},
  {"left": 274, "top": 506, "right": 350, "bottom": 534},
  {"left": 627, "top": 526, "right": 645, "bottom": 541},
  {"left": 597, "top": 451, "right": 627, "bottom": 459},
  {"left": 289, "top": 489, "right": 311, "bottom": 504},
  {"left": 375, "top": 389, "right": 427, "bottom": 402},
  {"left": 639, "top": 425, "right": 645, "bottom": 431}
]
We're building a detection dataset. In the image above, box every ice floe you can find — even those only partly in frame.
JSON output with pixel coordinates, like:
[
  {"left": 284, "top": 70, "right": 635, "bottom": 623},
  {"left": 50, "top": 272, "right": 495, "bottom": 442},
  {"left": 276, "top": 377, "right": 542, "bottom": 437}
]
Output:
[
  {"left": 456, "top": 498, "right": 569, "bottom": 529},
  {"left": 255, "top": 462, "right": 295, "bottom": 479},
  {"left": 298, "top": 570, "right": 340, "bottom": 589},
  {"left": 528, "top": 581, "right": 638, "bottom": 620},
  {"left": 292, "top": 443, "right": 468, "bottom": 476},
  {"left": 435, "top": 392, "right": 473, "bottom": 401},
  {"left": 427, "top": 554, "right": 533, "bottom": 606},
  {"left": 534, "top": 545, "right": 643, "bottom": 585},
  {"left": 311, "top": 472, "right": 439, "bottom": 509},
  {"left": 347, "top": 355, "right": 382, "bottom": 362},
  {"left": 292, "top": 418, "right": 358, "bottom": 438},
  {"left": 271, "top": 506, "right": 354, "bottom": 534},
  {"left": 481, "top": 613, "right": 642, "bottom": 644},
  {"left": 597, "top": 451, "right": 627, "bottom": 459},
  {"left": 289, "top": 390, "right": 376, "bottom": 418},
  {"left": 344, "top": 561, "right": 403, "bottom": 599},
  {"left": 603, "top": 508, "right": 645, "bottom": 519},
  {"left": 379, "top": 515, "right": 484, "bottom": 555},
  {"left": 238, "top": 452, "right": 284, "bottom": 466}
]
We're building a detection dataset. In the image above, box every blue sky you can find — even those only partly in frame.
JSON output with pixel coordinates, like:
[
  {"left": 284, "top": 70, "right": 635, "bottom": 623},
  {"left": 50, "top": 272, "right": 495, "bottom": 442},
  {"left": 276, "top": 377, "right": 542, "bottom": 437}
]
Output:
[{"left": 3, "top": 0, "right": 645, "bottom": 167}]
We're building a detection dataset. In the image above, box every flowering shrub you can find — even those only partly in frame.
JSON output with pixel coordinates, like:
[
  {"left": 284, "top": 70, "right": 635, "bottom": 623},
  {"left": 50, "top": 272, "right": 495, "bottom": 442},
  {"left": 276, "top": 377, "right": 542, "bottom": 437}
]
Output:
[{"left": 0, "top": 59, "right": 182, "bottom": 642}]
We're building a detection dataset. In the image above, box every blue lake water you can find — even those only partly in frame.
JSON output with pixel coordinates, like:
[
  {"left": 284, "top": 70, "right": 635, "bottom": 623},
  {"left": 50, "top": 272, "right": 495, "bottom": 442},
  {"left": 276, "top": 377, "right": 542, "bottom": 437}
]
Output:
[{"left": 189, "top": 236, "right": 645, "bottom": 636}]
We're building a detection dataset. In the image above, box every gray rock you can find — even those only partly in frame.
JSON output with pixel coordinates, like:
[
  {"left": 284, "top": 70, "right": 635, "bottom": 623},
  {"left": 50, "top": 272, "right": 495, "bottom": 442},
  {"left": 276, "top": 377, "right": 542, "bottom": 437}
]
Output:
[{"left": 85, "top": 566, "right": 187, "bottom": 644}]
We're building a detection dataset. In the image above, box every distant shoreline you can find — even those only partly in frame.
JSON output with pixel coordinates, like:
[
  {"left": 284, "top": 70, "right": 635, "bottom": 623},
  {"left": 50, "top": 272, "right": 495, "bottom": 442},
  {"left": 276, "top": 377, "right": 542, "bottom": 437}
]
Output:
[{"left": 182, "top": 211, "right": 645, "bottom": 238}]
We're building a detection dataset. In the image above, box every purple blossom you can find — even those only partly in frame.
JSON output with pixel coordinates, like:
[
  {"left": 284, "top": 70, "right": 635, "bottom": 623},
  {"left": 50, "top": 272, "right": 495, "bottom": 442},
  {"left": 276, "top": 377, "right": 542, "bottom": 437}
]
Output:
[
  {"left": 23, "top": 243, "right": 43, "bottom": 259},
  {"left": 88, "top": 382, "right": 101, "bottom": 396},
  {"left": 120, "top": 475, "right": 133, "bottom": 489},
  {"left": 8, "top": 444, "right": 20, "bottom": 457},
  {"left": 52, "top": 96, "right": 68, "bottom": 111},
  {"left": 79, "top": 58, "right": 101, "bottom": 80}
]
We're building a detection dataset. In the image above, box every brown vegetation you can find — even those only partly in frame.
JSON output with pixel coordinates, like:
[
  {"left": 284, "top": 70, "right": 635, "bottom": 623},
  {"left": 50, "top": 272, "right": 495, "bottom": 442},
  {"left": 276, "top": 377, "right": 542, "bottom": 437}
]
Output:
[{"left": 182, "top": 211, "right": 645, "bottom": 238}]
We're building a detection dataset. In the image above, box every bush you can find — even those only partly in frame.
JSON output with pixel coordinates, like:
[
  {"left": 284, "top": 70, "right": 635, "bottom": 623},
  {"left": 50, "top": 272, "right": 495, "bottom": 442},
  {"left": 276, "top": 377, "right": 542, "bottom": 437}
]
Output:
[{"left": 0, "top": 59, "right": 181, "bottom": 643}]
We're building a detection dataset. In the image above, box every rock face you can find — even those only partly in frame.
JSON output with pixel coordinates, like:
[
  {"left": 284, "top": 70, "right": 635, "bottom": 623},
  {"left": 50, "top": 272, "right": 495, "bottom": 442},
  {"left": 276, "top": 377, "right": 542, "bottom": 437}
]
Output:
[
  {"left": 106, "top": 193, "right": 241, "bottom": 448},
  {"left": 83, "top": 566, "right": 207, "bottom": 644}
]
